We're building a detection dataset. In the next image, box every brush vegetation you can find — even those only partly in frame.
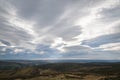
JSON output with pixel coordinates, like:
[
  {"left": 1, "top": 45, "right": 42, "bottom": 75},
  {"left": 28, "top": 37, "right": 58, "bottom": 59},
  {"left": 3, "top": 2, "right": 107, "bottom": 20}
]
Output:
[{"left": 0, "top": 61, "right": 120, "bottom": 80}]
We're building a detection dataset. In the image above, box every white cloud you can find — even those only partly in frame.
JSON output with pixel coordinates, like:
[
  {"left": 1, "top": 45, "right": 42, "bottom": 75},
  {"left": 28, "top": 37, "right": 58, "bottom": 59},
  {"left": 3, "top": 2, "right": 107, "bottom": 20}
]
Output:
[
  {"left": 14, "top": 48, "right": 23, "bottom": 53},
  {"left": 75, "top": 0, "right": 120, "bottom": 41},
  {"left": 51, "top": 37, "right": 65, "bottom": 48}
]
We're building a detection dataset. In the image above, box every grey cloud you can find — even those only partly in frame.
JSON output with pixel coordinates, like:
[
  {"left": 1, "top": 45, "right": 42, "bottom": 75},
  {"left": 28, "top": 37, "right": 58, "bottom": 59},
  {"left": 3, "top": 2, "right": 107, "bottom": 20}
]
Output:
[
  {"left": 63, "top": 45, "right": 91, "bottom": 53},
  {"left": 35, "top": 44, "right": 59, "bottom": 53},
  {"left": 10, "top": 0, "right": 41, "bottom": 19},
  {"left": 0, "top": 0, "right": 120, "bottom": 60},
  {"left": 0, "top": 39, "right": 11, "bottom": 46},
  {"left": 0, "top": 45, "right": 27, "bottom": 55},
  {"left": 0, "top": 23, "right": 33, "bottom": 46},
  {"left": 0, "top": 0, "right": 10, "bottom": 16},
  {"left": 82, "top": 33, "right": 120, "bottom": 47},
  {"left": 49, "top": 47, "right": 120, "bottom": 60},
  {"left": 10, "top": 0, "right": 104, "bottom": 27},
  {"left": 8, "top": 0, "right": 104, "bottom": 43},
  {"left": 49, "top": 25, "right": 82, "bottom": 41},
  {"left": 10, "top": 0, "right": 79, "bottom": 26},
  {"left": 113, "top": 23, "right": 120, "bottom": 33},
  {"left": 0, "top": 0, "right": 34, "bottom": 48},
  {"left": 0, "top": 46, "right": 13, "bottom": 55},
  {"left": 99, "top": 4, "right": 120, "bottom": 22}
]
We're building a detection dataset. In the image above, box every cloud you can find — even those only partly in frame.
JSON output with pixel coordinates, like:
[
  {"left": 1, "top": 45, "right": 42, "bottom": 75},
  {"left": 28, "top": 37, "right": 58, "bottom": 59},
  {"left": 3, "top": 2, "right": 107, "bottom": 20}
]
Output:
[
  {"left": 82, "top": 33, "right": 120, "bottom": 47},
  {"left": 0, "top": 39, "right": 11, "bottom": 46},
  {"left": 0, "top": 0, "right": 120, "bottom": 60},
  {"left": 99, "top": 4, "right": 120, "bottom": 22},
  {"left": 10, "top": 0, "right": 80, "bottom": 26},
  {"left": 98, "top": 42, "right": 120, "bottom": 51},
  {"left": 63, "top": 45, "right": 91, "bottom": 53}
]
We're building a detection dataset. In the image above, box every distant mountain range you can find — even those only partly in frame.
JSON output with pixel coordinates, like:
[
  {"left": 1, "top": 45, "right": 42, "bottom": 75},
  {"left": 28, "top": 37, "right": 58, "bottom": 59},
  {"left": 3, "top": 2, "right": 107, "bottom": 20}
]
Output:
[{"left": 0, "top": 59, "right": 120, "bottom": 65}]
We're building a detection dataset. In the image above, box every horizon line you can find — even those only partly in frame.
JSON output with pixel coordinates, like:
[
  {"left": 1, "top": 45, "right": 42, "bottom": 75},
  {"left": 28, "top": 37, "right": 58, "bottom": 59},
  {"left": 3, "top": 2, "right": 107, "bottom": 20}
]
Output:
[{"left": 0, "top": 58, "right": 120, "bottom": 61}]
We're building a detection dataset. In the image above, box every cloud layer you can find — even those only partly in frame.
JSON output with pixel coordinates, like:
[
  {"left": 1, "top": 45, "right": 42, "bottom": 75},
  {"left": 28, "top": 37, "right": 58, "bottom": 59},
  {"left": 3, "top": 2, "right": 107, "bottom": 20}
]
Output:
[{"left": 0, "top": 0, "right": 120, "bottom": 60}]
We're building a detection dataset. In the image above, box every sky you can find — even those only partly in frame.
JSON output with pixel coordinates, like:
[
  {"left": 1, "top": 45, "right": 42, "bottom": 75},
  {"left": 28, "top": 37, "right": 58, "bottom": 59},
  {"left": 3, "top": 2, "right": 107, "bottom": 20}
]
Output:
[{"left": 0, "top": 0, "right": 120, "bottom": 60}]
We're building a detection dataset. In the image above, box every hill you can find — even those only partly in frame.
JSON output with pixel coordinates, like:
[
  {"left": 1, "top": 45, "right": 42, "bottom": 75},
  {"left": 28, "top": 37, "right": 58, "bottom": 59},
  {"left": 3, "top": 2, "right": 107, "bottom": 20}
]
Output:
[{"left": 0, "top": 60, "right": 120, "bottom": 80}]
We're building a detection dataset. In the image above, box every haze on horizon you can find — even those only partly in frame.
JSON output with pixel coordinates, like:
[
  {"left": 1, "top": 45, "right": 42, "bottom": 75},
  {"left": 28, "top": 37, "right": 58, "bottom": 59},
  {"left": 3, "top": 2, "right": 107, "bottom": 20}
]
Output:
[{"left": 0, "top": 0, "right": 120, "bottom": 60}]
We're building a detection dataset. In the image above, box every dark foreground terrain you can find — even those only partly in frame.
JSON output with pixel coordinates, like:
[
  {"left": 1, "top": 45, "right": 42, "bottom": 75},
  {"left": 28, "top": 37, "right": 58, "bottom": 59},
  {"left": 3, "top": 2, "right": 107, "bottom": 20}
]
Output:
[{"left": 0, "top": 60, "right": 120, "bottom": 80}]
